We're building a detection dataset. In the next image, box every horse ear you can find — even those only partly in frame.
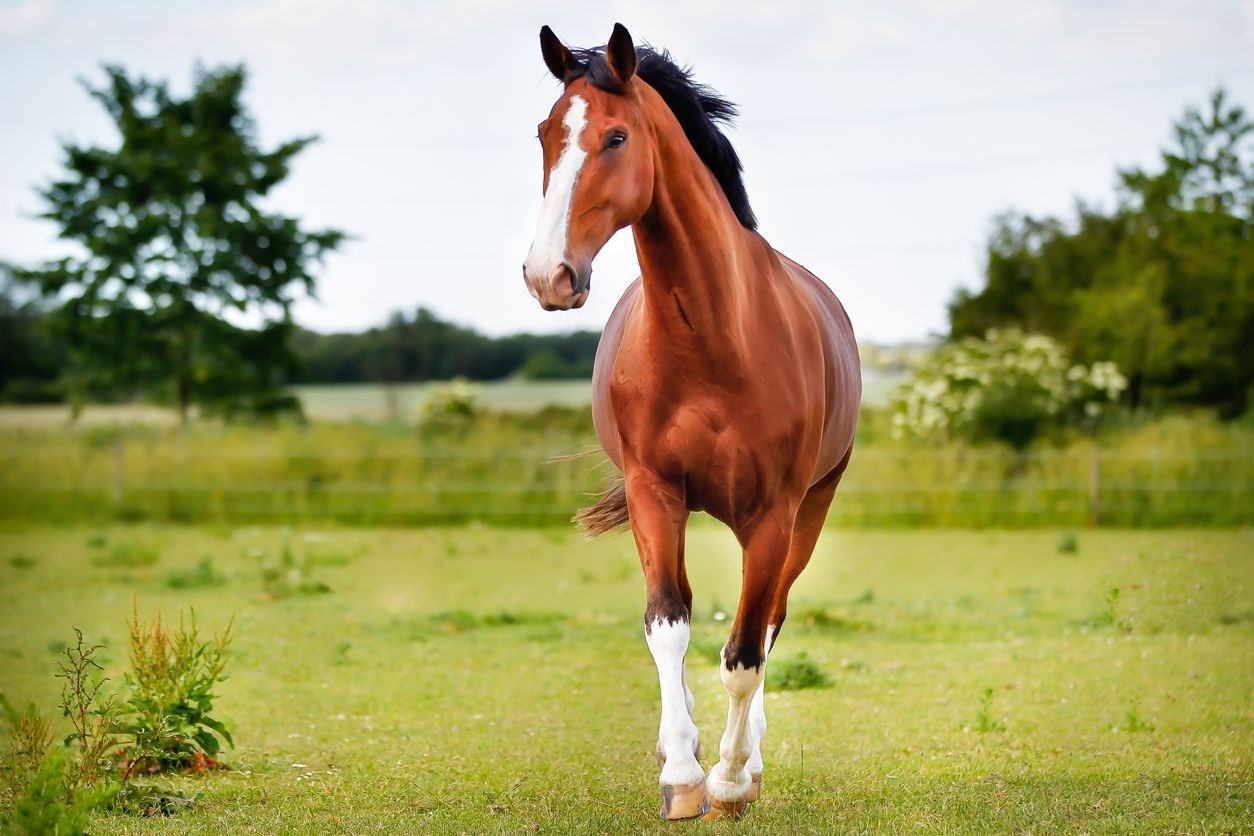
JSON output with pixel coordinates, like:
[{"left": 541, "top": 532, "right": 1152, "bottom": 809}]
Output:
[
  {"left": 540, "top": 25, "right": 573, "bottom": 82},
  {"left": 606, "top": 22, "right": 636, "bottom": 84}
]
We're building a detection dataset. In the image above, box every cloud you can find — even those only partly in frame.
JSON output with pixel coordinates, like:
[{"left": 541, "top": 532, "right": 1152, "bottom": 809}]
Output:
[{"left": 0, "top": 0, "right": 54, "bottom": 38}]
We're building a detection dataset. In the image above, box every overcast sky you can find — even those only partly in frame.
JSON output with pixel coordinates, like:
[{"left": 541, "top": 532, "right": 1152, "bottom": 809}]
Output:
[{"left": 2, "top": 0, "right": 1252, "bottom": 342}]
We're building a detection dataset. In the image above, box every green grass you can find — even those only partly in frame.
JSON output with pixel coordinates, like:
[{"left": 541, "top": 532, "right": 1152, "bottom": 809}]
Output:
[{"left": 0, "top": 525, "right": 1250, "bottom": 832}]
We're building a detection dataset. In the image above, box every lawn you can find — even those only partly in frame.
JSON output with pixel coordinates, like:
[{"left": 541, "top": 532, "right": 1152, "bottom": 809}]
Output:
[{"left": 0, "top": 525, "right": 1250, "bottom": 832}]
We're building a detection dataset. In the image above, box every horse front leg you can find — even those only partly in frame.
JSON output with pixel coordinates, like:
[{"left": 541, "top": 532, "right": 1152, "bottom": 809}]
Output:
[
  {"left": 626, "top": 471, "right": 709, "bottom": 820},
  {"left": 705, "top": 513, "right": 792, "bottom": 819}
]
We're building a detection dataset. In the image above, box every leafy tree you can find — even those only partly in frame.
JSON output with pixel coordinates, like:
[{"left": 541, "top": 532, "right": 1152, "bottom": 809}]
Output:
[
  {"left": 13, "top": 64, "right": 344, "bottom": 421},
  {"left": 950, "top": 88, "right": 1253, "bottom": 415}
]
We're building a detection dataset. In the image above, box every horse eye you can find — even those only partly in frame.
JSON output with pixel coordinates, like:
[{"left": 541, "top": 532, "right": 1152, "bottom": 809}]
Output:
[{"left": 605, "top": 132, "right": 627, "bottom": 150}]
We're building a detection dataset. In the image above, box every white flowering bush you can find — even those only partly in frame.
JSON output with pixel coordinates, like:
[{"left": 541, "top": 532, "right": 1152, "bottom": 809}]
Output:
[
  {"left": 890, "top": 329, "right": 1126, "bottom": 448},
  {"left": 418, "top": 378, "right": 480, "bottom": 423}
]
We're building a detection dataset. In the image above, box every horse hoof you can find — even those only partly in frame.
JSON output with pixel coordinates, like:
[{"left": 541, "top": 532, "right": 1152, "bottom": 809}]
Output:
[
  {"left": 746, "top": 772, "right": 762, "bottom": 803},
  {"left": 659, "top": 780, "right": 711, "bottom": 821},
  {"left": 702, "top": 797, "right": 749, "bottom": 820}
]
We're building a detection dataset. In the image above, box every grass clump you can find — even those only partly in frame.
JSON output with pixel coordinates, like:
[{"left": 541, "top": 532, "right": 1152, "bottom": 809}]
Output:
[
  {"left": 259, "top": 542, "right": 331, "bottom": 599},
  {"left": 5, "top": 554, "right": 35, "bottom": 570},
  {"left": 1056, "top": 531, "right": 1080, "bottom": 553},
  {"left": 1120, "top": 699, "right": 1154, "bottom": 733},
  {"left": 795, "top": 607, "right": 876, "bottom": 636},
  {"left": 94, "top": 541, "right": 158, "bottom": 568},
  {"left": 165, "top": 557, "right": 229, "bottom": 590},
  {"left": 766, "top": 652, "right": 832, "bottom": 691}
]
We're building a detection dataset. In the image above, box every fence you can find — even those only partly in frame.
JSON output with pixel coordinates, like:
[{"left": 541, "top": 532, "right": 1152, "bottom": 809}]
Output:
[{"left": 2, "top": 435, "right": 1250, "bottom": 527}]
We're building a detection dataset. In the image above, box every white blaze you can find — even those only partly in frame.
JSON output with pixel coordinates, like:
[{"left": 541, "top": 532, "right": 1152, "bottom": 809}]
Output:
[{"left": 525, "top": 95, "right": 588, "bottom": 283}]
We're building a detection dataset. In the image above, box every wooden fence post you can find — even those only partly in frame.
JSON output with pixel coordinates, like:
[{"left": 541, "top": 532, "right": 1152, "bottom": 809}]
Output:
[
  {"left": 112, "top": 437, "right": 125, "bottom": 516},
  {"left": 1088, "top": 442, "right": 1100, "bottom": 526}
]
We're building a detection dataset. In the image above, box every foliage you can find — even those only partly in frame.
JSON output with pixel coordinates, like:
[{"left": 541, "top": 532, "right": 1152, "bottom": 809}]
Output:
[
  {"left": 54, "top": 631, "right": 120, "bottom": 793},
  {"left": 120, "top": 604, "right": 233, "bottom": 771},
  {"left": 0, "top": 280, "right": 63, "bottom": 404},
  {"left": 2, "top": 747, "right": 116, "bottom": 836},
  {"left": 890, "top": 329, "right": 1126, "bottom": 448},
  {"left": 949, "top": 87, "right": 1253, "bottom": 415},
  {"left": 0, "top": 697, "right": 54, "bottom": 809},
  {"left": 10, "top": 64, "right": 343, "bottom": 421}
]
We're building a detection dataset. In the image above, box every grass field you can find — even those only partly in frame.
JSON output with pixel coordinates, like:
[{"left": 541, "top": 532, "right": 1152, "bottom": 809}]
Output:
[{"left": 1, "top": 524, "right": 1250, "bottom": 832}]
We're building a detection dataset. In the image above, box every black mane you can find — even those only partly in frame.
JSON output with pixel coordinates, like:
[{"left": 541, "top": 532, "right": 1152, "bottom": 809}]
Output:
[{"left": 565, "top": 45, "right": 757, "bottom": 230}]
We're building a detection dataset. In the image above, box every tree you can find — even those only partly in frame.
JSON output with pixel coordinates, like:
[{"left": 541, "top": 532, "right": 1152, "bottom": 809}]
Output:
[
  {"left": 13, "top": 64, "right": 344, "bottom": 421},
  {"left": 950, "top": 88, "right": 1253, "bottom": 416}
]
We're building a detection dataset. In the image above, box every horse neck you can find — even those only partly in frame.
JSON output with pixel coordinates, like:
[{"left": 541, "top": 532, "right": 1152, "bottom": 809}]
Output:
[{"left": 630, "top": 120, "right": 760, "bottom": 346}]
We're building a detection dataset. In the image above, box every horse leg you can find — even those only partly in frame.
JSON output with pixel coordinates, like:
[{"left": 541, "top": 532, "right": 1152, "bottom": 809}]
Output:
[
  {"left": 745, "top": 460, "right": 847, "bottom": 803},
  {"left": 704, "top": 510, "right": 793, "bottom": 819},
  {"left": 627, "top": 472, "right": 708, "bottom": 820}
]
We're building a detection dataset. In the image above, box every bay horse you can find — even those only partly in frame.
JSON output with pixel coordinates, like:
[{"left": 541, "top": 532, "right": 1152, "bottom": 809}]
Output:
[{"left": 522, "top": 23, "right": 861, "bottom": 820}]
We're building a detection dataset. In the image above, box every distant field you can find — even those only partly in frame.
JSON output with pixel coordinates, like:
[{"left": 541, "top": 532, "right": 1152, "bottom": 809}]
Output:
[
  {"left": 0, "top": 526, "right": 1249, "bottom": 832},
  {"left": 0, "top": 370, "right": 906, "bottom": 427}
]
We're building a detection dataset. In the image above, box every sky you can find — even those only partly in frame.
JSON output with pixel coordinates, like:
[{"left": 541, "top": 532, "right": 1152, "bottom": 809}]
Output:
[{"left": 1, "top": 0, "right": 1252, "bottom": 343}]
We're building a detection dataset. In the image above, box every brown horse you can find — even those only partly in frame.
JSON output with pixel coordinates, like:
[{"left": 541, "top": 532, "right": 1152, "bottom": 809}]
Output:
[{"left": 522, "top": 24, "right": 861, "bottom": 821}]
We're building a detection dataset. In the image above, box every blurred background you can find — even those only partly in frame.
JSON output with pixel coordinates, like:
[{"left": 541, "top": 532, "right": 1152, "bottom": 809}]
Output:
[
  {"left": 0, "top": 2, "right": 1251, "bottom": 831},
  {"left": 0, "top": 0, "right": 1250, "bottom": 525}
]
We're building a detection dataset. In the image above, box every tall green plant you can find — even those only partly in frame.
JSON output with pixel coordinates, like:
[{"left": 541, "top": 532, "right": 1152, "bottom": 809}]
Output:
[{"left": 120, "top": 604, "right": 233, "bottom": 772}]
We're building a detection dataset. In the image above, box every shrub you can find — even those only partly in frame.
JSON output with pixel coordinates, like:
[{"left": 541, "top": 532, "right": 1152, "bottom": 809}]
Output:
[
  {"left": 0, "top": 696, "right": 54, "bottom": 807},
  {"left": 54, "top": 630, "right": 120, "bottom": 793},
  {"left": 418, "top": 378, "right": 480, "bottom": 423},
  {"left": 890, "top": 329, "right": 1126, "bottom": 449},
  {"left": 2, "top": 747, "right": 116, "bottom": 836},
  {"left": 120, "top": 604, "right": 233, "bottom": 772}
]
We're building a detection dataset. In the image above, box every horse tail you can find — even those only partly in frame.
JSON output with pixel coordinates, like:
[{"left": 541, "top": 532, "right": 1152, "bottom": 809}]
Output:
[{"left": 574, "top": 479, "right": 630, "bottom": 537}]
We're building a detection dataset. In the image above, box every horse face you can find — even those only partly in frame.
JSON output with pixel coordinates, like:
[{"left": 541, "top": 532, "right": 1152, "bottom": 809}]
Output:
[{"left": 523, "top": 25, "right": 654, "bottom": 311}]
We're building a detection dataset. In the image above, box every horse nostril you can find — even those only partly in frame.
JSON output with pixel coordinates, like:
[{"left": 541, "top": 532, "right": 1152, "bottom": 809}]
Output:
[{"left": 551, "top": 264, "right": 575, "bottom": 298}]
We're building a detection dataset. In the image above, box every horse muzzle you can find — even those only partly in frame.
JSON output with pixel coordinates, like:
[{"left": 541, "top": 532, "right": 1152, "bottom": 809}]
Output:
[{"left": 522, "top": 261, "right": 590, "bottom": 311}]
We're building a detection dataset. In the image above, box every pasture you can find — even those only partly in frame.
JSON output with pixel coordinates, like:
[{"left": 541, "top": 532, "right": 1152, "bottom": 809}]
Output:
[{"left": 1, "top": 524, "right": 1249, "bottom": 832}]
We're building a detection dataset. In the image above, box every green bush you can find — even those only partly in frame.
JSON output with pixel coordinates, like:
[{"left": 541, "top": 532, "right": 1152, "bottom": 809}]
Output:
[{"left": 766, "top": 653, "right": 832, "bottom": 691}]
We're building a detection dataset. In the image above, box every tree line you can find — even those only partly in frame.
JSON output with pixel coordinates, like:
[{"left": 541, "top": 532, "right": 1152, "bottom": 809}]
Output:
[{"left": 0, "top": 290, "right": 599, "bottom": 403}]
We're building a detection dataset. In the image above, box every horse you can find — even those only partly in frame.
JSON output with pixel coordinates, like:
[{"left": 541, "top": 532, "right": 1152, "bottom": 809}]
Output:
[{"left": 522, "top": 23, "right": 861, "bottom": 821}]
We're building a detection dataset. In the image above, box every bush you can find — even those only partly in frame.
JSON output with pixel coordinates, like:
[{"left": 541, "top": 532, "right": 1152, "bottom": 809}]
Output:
[
  {"left": 418, "top": 378, "right": 479, "bottom": 423},
  {"left": 2, "top": 747, "right": 116, "bottom": 836},
  {"left": 0, "top": 696, "right": 54, "bottom": 808},
  {"left": 891, "top": 329, "right": 1126, "bottom": 449},
  {"left": 120, "top": 605, "right": 234, "bottom": 772}
]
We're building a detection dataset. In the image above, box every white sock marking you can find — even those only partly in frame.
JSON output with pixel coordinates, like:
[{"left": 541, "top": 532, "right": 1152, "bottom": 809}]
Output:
[
  {"left": 645, "top": 617, "right": 704, "bottom": 787},
  {"left": 746, "top": 624, "right": 774, "bottom": 776},
  {"left": 707, "top": 660, "right": 764, "bottom": 802},
  {"left": 525, "top": 95, "right": 587, "bottom": 285}
]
